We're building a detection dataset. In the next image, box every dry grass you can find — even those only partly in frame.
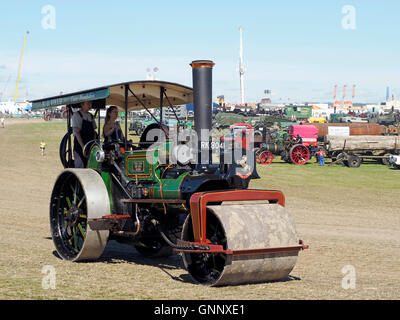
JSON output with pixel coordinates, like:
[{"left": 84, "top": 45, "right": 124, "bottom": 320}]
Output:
[{"left": 0, "top": 119, "right": 399, "bottom": 300}]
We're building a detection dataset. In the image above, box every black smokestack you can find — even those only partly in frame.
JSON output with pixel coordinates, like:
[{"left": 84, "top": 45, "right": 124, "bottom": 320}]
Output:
[{"left": 190, "top": 60, "right": 214, "bottom": 137}]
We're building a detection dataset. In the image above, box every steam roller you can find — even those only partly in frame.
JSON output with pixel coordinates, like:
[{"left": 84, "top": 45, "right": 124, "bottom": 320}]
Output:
[{"left": 31, "top": 59, "right": 308, "bottom": 287}]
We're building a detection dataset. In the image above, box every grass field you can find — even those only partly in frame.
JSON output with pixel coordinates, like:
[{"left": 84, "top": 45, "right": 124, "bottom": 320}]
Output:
[{"left": 0, "top": 118, "right": 399, "bottom": 300}]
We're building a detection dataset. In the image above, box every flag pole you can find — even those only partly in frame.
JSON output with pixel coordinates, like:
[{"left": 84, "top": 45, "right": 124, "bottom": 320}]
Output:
[{"left": 14, "top": 31, "right": 29, "bottom": 103}]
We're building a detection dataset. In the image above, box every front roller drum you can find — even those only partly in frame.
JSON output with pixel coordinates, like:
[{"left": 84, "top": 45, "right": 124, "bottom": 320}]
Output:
[
  {"left": 50, "top": 169, "right": 110, "bottom": 261},
  {"left": 181, "top": 203, "right": 299, "bottom": 286}
]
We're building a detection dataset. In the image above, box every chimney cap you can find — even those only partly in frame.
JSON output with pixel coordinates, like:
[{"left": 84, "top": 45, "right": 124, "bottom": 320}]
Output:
[{"left": 190, "top": 60, "right": 215, "bottom": 69}]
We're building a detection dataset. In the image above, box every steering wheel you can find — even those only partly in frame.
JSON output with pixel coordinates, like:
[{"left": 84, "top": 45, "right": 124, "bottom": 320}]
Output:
[{"left": 139, "top": 123, "right": 169, "bottom": 149}]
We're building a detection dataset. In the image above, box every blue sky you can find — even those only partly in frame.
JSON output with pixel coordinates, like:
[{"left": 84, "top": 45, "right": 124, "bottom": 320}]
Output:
[{"left": 1, "top": 0, "right": 400, "bottom": 103}]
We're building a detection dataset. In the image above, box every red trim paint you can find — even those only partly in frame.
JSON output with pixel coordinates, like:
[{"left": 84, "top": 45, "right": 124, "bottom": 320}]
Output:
[{"left": 189, "top": 189, "right": 285, "bottom": 243}]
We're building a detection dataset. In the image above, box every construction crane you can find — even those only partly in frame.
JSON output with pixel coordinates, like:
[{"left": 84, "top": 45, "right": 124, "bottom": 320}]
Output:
[{"left": 14, "top": 31, "right": 29, "bottom": 103}]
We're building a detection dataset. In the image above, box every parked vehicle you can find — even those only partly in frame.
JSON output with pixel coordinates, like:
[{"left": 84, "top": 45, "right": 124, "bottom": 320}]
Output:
[
  {"left": 255, "top": 125, "right": 318, "bottom": 165},
  {"left": 325, "top": 135, "right": 400, "bottom": 167}
]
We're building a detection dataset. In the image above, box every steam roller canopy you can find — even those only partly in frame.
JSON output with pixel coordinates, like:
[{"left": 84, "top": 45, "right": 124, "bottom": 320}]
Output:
[{"left": 182, "top": 203, "right": 299, "bottom": 286}]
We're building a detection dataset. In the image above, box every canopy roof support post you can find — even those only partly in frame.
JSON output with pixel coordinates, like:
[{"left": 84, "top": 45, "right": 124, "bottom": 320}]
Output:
[
  {"left": 124, "top": 84, "right": 129, "bottom": 152},
  {"left": 98, "top": 110, "right": 101, "bottom": 143},
  {"left": 67, "top": 105, "right": 72, "bottom": 132},
  {"left": 67, "top": 106, "right": 73, "bottom": 164},
  {"left": 160, "top": 86, "right": 164, "bottom": 124},
  {"left": 94, "top": 108, "right": 101, "bottom": 144},
  {"left": 163, "top": 90, "right": 180, "bottom": 123}
]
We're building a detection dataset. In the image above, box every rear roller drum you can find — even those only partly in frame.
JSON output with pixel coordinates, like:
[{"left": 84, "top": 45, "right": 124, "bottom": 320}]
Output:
[
  {"left": 50, "top": 169, "right": 110, "bottom": 261},
  {"left": 181, "top": 203, "right": 299, "bottom": 286},
  {"left": 181, "top": 211, "right": 227, "bottom": 285}
]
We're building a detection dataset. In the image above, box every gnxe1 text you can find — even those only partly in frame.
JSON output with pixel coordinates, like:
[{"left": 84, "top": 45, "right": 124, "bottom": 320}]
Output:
[
  {"left": 198, "top": 304, "right": 245, "bottom": 315},
  {"left": 154, "top": 304, "right": 245, "bottom": 317}
]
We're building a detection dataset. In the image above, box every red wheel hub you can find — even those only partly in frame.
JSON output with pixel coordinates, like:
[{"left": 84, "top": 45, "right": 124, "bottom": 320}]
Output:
[
  {"left": 290, "top": 145, "right": 309, "bottom": 165},
  {"left": 259, "top": 151, "right": 273, "bottom": 165}
]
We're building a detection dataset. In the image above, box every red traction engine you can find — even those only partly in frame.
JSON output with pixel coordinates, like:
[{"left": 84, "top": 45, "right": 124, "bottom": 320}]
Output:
[
  {"left": 256, "top": 125, "right": 318, "bottom": 165},
  {"left": 286, "top": 124, "right": 319, "bottom": 164}
]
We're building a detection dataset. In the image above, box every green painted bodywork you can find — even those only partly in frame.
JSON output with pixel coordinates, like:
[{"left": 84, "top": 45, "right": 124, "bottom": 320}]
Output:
[
  {"left": 278, "top": 121, "right": 299, "bottom": 127},
  {"left": 101, "top": 171, "right": 113, "bottom": 214},
  {"left": 152, "top": 172, "right": 189, "bottom": 199},
  {"left": 125, "top": 142, "right": 171, "bottom": 180},
  {"left": 124, "top": 142, "right": 185, "bottom": 199},
  {"left": 125, "top": 150, "right": 157, "bottom": 181},
  {"left": 284, "top": 105, "right": 312, "bottom": 119},
  {"left": 330, "top": 113, "right": 351, "bottom": 123},
  {"left": 87, "top": 145, "right": 113, "bottom": 213},
  {"left": 87, "top": 145, "right": 101, "bottom": 171},
  {"left": 86, "top": 140, "right": 188, "bottom": 208}
]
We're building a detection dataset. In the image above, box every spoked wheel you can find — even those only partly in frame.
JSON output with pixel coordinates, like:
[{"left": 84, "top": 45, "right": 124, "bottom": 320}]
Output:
[
  {"left": 336, "top": 152, "right": 346, "bottom": 164},
  {"left": 289, "top": 144, "right": 310, "bottom": 165},
  {"left": 345, "top": 155, "right": 361, "bottom": 168},
  {"left": 59, "top": 132, "right": 75, "bottom": 168},
  {"left": 50, "top": 169, "right": 110, "bottom": 261},
  {"left": 181, "top": 210, "right": 227, "bottom": 286},
  {"left": 259, "top": 151, "right": 273, "bottom": 165}
]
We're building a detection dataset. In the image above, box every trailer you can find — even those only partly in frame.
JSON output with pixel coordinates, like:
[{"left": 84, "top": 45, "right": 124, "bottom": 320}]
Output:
[{"left": 324, "top": 135, "right": 400, "bottom": 167}]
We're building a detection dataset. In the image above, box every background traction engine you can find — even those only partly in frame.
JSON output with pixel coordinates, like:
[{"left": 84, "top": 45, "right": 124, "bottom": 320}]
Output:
[
  {"left": 255, "top": 125, "right": 318, "bottom": 165},
  {"left": 48, "top": 60, "right": 307, "bottom": 286}
]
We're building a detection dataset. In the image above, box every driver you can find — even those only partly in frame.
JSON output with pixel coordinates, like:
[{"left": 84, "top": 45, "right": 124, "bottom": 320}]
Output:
[{"left": 72, "top": 101, "right": 97, "bottom": 168}]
